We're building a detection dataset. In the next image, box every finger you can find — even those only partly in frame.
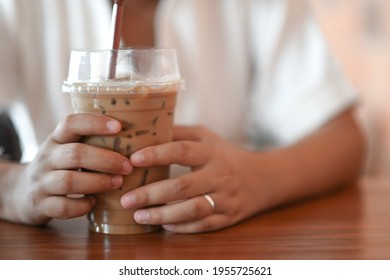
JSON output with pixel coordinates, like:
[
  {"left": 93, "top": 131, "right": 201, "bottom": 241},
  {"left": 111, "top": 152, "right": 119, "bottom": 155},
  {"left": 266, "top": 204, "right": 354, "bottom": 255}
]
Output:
[
  {"left": 41, "top": 170, "right": 123, "bottom": 195},
  {"left": 49, "top": 143, "right": 132, "bottom": 174},
  {"left": 162, "top": 215, "right": 229, "bottom": 233},
  {"left": 133, "top": 195, "right": 215, "bottom": 225},
  {"left": 130, "top": 141, "right": 210, "bottom": 167},
  {"left": 39, "top": 196, "right": 96, "bottom": 219},
  {"left": 121, "top": 170, "right": 212, "bottom": 209},
  {"left": 52, "top": 113, "right": 121, "bottom": 144}
]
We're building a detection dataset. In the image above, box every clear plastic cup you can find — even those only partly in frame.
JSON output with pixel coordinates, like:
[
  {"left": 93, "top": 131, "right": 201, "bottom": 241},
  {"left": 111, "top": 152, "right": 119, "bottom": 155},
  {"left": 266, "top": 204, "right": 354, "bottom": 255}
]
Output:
[{"left": 63, "top": 49, "right": 183, "bottom": 234}]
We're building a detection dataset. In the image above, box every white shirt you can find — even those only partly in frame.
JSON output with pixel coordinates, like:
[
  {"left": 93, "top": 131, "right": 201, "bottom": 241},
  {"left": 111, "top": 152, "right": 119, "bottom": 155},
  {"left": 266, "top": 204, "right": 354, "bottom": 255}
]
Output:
[
  {"left": 0, "top": 0, "right": 356, "bottom": 162},
  {"left": 0, "top": 0, "right": 111, "bottom": 161}
]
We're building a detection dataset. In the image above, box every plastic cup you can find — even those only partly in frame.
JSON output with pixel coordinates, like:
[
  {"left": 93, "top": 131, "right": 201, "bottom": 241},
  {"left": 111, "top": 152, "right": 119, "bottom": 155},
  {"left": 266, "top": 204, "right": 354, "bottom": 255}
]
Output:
[{"left": 62, "top": 49, "right": 183, "bottom": 234}]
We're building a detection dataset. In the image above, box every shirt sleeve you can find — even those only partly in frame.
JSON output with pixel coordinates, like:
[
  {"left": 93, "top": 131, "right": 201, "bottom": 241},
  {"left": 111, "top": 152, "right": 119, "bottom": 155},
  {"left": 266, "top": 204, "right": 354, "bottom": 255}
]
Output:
[{"left": 247, "top": 0, "right": 357, "bottom": 148}]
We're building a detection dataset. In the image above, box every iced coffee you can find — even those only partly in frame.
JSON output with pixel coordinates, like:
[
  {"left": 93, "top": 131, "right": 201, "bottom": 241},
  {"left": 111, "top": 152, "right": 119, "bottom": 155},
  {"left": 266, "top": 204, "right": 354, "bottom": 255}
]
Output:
[{"left": 63, "top": 49, "right": 182, "bottom": 234}]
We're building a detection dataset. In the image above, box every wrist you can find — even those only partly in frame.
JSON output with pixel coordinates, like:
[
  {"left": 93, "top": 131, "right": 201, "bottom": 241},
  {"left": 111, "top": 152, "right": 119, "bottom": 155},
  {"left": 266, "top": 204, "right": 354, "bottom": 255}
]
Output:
[{"left": 0, "top": 162, "right": 28, "bottom": 223}]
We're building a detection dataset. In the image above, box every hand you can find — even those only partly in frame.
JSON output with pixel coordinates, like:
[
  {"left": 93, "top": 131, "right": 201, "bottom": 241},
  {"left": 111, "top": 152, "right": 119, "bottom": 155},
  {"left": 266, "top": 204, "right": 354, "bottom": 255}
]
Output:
[
  {"left": 119, "top": 111, "right": 364, "bottom": 234},
  {"left": 120, "top": 126, "right": 261, "bottom": 233},
  {"left": 3, "top": 113, "right": 132, "bottom": 225}
]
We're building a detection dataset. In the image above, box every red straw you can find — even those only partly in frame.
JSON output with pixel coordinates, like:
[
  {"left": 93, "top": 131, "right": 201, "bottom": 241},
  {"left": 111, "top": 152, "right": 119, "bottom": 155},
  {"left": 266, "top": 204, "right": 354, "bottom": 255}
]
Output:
[
  {"left": 108, "top": 0, "right": 125, "bottom": 78},
  {"left": 110, "top": 0, "right": 125, "bottom": 50}
]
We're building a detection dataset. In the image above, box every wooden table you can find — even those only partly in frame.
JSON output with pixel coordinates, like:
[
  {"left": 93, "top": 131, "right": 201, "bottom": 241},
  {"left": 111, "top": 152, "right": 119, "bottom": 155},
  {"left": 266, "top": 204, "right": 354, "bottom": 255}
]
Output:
[{"left": 1, "top": 176, "right": 390, "bottom": 260}]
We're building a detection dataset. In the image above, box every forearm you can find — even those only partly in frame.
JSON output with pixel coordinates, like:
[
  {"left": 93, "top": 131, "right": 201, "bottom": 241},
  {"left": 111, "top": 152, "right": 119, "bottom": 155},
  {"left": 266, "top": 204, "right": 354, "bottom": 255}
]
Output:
[{"left": 247, "top": 109, "right": 365, "bottom": 212}]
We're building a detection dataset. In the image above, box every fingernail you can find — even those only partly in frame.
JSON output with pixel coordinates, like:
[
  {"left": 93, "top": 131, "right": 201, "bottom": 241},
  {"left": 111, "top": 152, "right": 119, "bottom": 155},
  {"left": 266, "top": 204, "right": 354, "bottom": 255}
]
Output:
[
  {"left": 134, "top": 210, "right": 150, "bottom": 224},
  {"left": 111, "top": 175, "right": 123, "bottom": 188},
  {"left": 122, "top": 194, "right": 137, "bottom": 208},
  {"left": 122, "top": 160, "right": 132, "bottom": 174},
  {"left": 162, "top": 224, "right": 175, "bottom": 231},
  {"left": 131, "top": 152, "right": 144, "bottom": 164},
  {"left": 106, "top": 120, "right": 120, "bottom": 132}
]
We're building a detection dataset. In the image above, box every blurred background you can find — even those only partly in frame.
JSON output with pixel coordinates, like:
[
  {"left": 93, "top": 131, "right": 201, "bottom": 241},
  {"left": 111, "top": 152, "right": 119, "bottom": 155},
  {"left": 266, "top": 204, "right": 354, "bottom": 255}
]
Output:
[{"left": 309, "top": 0, "right": 390, "bottom": 176}]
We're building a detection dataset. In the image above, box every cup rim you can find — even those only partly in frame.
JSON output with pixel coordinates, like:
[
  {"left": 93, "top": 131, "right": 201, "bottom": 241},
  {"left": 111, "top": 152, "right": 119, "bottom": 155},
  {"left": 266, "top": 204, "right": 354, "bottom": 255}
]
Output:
[{"left": 63, "top": 47, "right": 184, "bottom": 92}]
